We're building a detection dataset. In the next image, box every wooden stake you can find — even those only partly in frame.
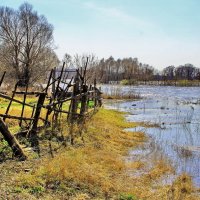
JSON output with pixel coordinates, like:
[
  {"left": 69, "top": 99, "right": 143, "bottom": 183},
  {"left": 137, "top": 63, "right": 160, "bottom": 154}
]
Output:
[
  {"left": 3, "top": 82, "right": 18, "bottom": 121},
  {"left": 68, "top": 73, "right": 80, "bottom": 123},
  {"left": 29, "top": 93, "right": 46, "bottom": 139},
  {"left": 0, "top": 118, "right": 27, "bottom": 160},
  {"left": 19, "top": 83, "right": 28, "bottom": 127},
  {"left": 80, "top": 85, "right": 88, "bottom": 116}
]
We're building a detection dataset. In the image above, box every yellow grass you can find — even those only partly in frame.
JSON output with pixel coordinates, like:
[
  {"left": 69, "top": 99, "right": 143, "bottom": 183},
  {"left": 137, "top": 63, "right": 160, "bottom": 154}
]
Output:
[
  {"left": 0, "top": 95, "right": 71, "bottom": 133},
  {"left": 0, "top": 106, "right": 199, "bottom": 199}
]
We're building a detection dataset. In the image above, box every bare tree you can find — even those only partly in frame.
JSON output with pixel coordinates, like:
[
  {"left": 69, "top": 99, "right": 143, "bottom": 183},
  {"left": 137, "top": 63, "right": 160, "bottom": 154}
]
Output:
[
  {"left": 73, "top": 53, "right": 99, "bottom": 83},
  {"left": 174, "top": 64, "right": 196, "bottom": 80},
  {"left": 62, "top": 53, "right": 72, "bottom": 67},
  {"left": 0, "top": 3, "right": 58, "bottom": 86},
  {"left": 163, "top": 66, "right": 175, "bottom": 80}
]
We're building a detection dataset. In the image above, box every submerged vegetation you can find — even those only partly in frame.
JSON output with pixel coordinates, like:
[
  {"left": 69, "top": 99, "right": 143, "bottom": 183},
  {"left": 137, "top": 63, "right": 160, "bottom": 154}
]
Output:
[{"left": 102, "top": 85, "right": 141, "bottom": 100}]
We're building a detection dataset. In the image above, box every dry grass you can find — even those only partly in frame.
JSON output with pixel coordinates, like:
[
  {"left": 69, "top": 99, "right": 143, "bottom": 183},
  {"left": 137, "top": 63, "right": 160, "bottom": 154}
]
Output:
[
  {"left": 0, "top": 108, "right": 199, "bottom": 199},
  {"left": 0, "top": 95, "right": 71, "bottom": 133},
  {"left": 102, "top": 85, "right": 141, "bottom": 100}
]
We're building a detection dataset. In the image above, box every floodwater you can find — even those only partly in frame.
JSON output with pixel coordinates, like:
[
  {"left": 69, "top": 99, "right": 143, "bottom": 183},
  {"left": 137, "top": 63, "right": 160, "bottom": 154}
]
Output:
[{"left": 103, "top": 85, "right": 200, "bottom": 186}]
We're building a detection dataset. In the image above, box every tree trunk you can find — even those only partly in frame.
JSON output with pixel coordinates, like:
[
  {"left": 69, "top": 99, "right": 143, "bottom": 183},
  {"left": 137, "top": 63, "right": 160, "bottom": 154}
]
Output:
[{"left": 17, "top": 64, "right": 30, "bottom": 86}]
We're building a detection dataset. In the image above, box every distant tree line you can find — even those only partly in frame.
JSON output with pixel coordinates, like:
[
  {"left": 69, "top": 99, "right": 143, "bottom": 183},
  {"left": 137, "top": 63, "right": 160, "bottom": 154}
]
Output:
[
  {"left": 64, "top": 53, "right": 153, "bottom": 86},
  {"left": 62, "top": 54, "right": 155, "bottom": 84},
  {"left": 62, "top": 53, "right": 200, "bottom": 85},
  {"left": 84, "top": 56, "right": 156, "bottom": 84},
  {"left": 85, "top": 56, "right": 200, "bottom": 85},
  {"left": 162, "top": 64, "right": 200, "bottom": 81}
]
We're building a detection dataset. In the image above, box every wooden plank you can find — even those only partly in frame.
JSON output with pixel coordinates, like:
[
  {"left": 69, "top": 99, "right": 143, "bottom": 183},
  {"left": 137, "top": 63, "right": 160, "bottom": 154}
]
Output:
[
  {"left": 80, "top": 85, "right": 88, "bottom": 115},
  {"left": 56, "top": 77, "right": 73, "bottom": 100},
  {"left": 43, "top": 90, "right": 96, "bottom": 109},
  {"left": 0, "top": 114, "right": 34, "bottom": 121},
  {"left": 45, "top": 68, "right": 53, "bottom": 93},
  {"left": 52, "top": 108, "right": 82, "bottom": 116},
  {"left": 94, "top": 79, "right": 97, "bottom": 107},
  {"left": 19, "top": 84, "right": 28, "bottom": 127},
  {"left": 87, "top": 85, "right": 92, "bottom": 107},
  {"left": 0, "top": 93, "right": 34, "bottom": 108},
  {"left": 44, "top": 98, "right": 52, "bottom": 126},
  {"left": 4, "top": 82, "right": 18, "bottom": 121},
  {"left": 13, "top": 91, "right": 46, "bottom": 95},
  {"left": 52, "top": 68, "right": 56, "bottom": 97},
  {"left": 29, "top": 93, "right": 46, "bottom": 138},
  {"left": 68, "top": 73, "right": 80, "bottom": 122},
  {"left": 54, "top": 62, "right": 65, "bottom": 98},
  {"left": 38, "top": 75, "right": 59, "bottom": 94},
  {"left": 83, "top": 57, "right": 89, "bottom": 84}
]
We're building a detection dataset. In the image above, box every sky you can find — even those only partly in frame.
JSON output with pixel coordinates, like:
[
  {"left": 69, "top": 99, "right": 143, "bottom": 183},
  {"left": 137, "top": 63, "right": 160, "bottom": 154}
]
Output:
[{"left": 0, "top": 0, "right": 200, "bottom": 70}]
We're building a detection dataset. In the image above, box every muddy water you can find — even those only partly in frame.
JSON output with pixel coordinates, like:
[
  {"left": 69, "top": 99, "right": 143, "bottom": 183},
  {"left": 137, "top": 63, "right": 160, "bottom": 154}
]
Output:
[{"left": 103, "top": 85, "right": 200, "bottom": 186}]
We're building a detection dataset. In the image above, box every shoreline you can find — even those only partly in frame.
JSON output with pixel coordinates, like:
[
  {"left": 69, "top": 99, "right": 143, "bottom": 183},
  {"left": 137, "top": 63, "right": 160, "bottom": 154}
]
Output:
[{"left": 0, "top": 108, "right": 199, "bottom": 199}]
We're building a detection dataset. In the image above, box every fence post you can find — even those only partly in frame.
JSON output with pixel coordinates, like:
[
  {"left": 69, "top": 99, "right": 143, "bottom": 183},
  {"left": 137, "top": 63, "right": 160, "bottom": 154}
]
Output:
[
  {"left": 28, "top": 93, "right": 46, "bottom": 146},
  {"left": 3, "top": 82, "right": 18, "bottom": 121},
  {"left": 68, "top": 74, "right": 80, "bottom": 123},
  {"left": 80, "top": 84, "right": 88, "bottom": 116},
  {"left": 19, "top": 83, "right": 28, "bottom": 127},
  {"left": 87, "top": 85, "right": 92, "bottom": 110},
  {"left": 67, "top": 74, "right": 80, "bottom": 145},
  {"left": 52, "top": 68, "right": 56, "bottom": 98},
  {"left": 0, "top": 118, "right": 27, "bottom": 160},
  {"left": 94, "top": 78, "right": 97, "bottom": 108},
  {"left": 98, "top": 87, "right": 102, "bottom": 107}
]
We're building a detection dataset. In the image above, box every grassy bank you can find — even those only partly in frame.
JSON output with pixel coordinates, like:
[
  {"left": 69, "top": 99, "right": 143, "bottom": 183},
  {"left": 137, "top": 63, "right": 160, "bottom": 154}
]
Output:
[{"left": 0, "top": 109, "right": 199, "bottom": 199}]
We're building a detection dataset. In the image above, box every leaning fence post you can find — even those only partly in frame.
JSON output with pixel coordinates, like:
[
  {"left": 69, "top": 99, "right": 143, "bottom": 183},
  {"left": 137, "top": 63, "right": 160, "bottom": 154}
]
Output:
[
  {"left": 0, "top": 118, "right": 27, "bottom": 160},
  {"left": 28, "top": 93, "right": 46, "bottom": 146},
  {"left": 3, "top": 82, "right": 18, "bottom": 121}
]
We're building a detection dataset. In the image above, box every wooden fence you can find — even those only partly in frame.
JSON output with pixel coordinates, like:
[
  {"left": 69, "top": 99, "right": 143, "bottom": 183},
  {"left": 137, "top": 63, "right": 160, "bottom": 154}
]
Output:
[{"left": 0, "top": 62, "right": 102, "bottom": 160}]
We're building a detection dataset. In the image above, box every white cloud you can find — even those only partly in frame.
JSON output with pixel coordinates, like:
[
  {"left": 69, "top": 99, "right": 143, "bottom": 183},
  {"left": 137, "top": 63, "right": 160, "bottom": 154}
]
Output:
[{"left": 83, "top": 1, "right": 152, "bottom": 28}]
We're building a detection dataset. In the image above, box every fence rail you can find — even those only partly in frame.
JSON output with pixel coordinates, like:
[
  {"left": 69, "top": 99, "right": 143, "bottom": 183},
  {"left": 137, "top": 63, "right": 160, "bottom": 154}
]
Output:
[{"left": 0, "top": 63, "right": 102, "bottom": 160}]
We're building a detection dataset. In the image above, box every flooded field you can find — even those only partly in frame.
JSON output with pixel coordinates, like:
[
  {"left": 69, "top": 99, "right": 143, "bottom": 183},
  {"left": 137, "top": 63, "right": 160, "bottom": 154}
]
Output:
[{"left": 103, "top": 85, "right": 200, "bottom": 186}]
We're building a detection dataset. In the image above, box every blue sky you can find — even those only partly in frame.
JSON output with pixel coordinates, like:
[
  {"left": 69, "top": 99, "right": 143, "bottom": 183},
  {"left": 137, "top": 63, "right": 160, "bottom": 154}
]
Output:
[{"left": 0, "top": 0, "right": 200, "bottom": 69}]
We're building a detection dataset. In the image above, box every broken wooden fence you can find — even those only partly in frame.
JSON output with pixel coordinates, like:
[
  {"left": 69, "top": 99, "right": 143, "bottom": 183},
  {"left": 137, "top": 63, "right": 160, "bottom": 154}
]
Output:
[{"left": 0, "top": 64, "right": 102, "bottom": 159}]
